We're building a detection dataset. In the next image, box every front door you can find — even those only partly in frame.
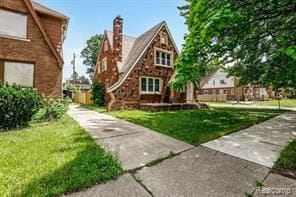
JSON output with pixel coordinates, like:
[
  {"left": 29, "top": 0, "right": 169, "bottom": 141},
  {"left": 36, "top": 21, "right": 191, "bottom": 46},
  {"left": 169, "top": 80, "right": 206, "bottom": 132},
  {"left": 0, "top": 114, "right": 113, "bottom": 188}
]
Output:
[{"left": 186, "top": 82, "right": 194, "bottom": 103}]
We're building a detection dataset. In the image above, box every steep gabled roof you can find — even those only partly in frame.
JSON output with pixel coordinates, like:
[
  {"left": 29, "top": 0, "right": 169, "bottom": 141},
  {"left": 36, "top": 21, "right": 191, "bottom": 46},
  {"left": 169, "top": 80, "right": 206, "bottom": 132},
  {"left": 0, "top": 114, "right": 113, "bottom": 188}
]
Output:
[
  {"left": 106, "top": 21, "right": 178, "bottom": 92},
  {"left": 200, "top": 67, "right": 229, "bottom": 88},
  {"left": 106, "top": 31, "right": 136, "bottom": 72},
  {"left": 24, "top": 0, "right": 67, "bottom": 68},
  {"left": 32, "top": 1, "right": 69, "bottom": 21}
]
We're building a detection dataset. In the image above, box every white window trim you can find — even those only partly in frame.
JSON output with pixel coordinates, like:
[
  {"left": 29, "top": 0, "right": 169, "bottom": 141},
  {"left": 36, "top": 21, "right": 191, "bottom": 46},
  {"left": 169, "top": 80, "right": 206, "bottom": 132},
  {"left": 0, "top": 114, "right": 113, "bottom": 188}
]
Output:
[
  {"left": 154, "top": 48, "right": 173, "bottom": 68},
  {"left": 140, "top": 76, "right": 162, "bottom": 95},
  {"left": 0, "top": 33, "right": 30, "bottom": 42},
  {"left": 101, "top": 57, "right": 107, "bottom": 71}
]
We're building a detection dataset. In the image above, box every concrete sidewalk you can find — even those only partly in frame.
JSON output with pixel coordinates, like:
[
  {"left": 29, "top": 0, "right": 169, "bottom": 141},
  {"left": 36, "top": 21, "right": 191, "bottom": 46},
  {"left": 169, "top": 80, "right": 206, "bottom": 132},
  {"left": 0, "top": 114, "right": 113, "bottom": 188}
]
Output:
[
  {"left": 203, "top": 112, "right": 296, "bottom": 167},
  {"left": 67, "top": 108, "right": 296, "bottom": 196},
  {"left": 207, "top": 103, "right": 296, "bottom": 111},
  {"left": 67, "top": 105, "right": 193, "bottom": 170}
]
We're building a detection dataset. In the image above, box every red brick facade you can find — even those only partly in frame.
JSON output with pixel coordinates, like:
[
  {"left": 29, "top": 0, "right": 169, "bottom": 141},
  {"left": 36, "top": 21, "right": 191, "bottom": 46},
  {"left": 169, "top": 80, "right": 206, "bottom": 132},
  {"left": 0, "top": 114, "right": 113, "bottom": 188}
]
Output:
[
  {"left": 0, "top": 0, "right": 67, "bottom": 96},
  {"left": 95, "top": 18, "right": 184, "bottom": 109}
]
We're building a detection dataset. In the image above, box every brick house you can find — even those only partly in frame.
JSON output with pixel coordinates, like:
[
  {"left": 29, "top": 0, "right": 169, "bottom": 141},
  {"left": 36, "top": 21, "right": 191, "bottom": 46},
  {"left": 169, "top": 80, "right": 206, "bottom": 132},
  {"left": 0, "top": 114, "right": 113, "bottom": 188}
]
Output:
[
  {"left": 199, "top": 67, "right": 270, "bottom": 101},
  {"left": 94, "top": 16, "right": 186, "bottom": 110},
  {"left": 0, "top": 0, "right": 69, "bottom": 96}
]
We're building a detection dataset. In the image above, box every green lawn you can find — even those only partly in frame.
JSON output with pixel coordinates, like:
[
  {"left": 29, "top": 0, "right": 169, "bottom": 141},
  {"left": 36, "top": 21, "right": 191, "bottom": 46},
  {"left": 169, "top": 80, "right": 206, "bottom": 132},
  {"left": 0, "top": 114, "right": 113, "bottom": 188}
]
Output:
[
  {"left": 275, "top": 138, "right": 296, "bottom": 172},
  {"left": 256, "top": 99, "right": 296, "bottom": 107},
  {"left": 108, "top": 108, "right": 283, "bottom": 145},
  {"left": 0, "top": 116, "right": 122, "bottom": 196}
]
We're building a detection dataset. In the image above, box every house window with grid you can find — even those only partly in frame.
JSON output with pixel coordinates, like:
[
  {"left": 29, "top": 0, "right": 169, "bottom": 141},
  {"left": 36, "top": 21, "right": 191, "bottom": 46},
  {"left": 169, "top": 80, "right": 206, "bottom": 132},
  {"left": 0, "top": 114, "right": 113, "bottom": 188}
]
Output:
[
  {"left": 140, "top": 77, "right": 161, "bottom": 94},
  {"left": 155, "top": 49, "right": 173, "bottom": 67}
]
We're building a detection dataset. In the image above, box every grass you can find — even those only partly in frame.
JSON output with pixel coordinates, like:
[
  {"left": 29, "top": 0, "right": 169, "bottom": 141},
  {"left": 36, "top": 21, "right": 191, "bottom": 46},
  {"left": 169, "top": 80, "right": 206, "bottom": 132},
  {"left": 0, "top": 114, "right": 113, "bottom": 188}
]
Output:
[
  {"left": 108, "top": 108, "right": 283, "bottom": 145},
  {"left": 275, "top": 138, "right": 296, "bottom": 171},
  {"left": 0, "top": 116, "right": 122, "bottom": 196},
  {"left": 80, "top": 104, "right": 106, "bottom": 113},
  {"left": 256, "top": 99, "right": 296, "bottom": 107}
]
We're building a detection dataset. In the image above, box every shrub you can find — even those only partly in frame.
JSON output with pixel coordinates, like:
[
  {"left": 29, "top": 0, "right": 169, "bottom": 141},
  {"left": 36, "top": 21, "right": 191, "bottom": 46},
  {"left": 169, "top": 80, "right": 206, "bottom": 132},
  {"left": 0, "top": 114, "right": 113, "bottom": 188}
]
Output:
[
  {"left": 0, "top": 83, "right": 41, "bottom": 130},
  {"left": 33, "top": 97, "right": 70, "bottom": 122},
  {"left": 91, "top": 80, "right": 105, "bottom": 106}
]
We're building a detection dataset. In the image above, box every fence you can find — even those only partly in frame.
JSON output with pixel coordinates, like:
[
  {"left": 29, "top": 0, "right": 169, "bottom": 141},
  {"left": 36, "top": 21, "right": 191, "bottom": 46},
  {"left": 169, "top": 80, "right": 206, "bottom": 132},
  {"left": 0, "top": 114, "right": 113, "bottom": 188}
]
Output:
[
  {"left": 197, "top": 94, "right": 227, "bottom": 102},
  {"left": 73, "top": 92, "right": 94, "bottom": 105}
]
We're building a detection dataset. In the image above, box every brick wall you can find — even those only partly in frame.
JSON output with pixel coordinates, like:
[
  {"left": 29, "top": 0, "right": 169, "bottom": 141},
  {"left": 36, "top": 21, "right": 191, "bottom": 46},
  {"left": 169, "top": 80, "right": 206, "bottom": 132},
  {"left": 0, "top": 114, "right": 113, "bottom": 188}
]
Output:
[
  {"left": 112, "top": 27, "right": 178, "bottom": 108},
  {"left": 0, "top": 0, "right": 63, "bottom": 96},
  {"left": 38, "top": 13, "right": 63, "bottom": 53}
]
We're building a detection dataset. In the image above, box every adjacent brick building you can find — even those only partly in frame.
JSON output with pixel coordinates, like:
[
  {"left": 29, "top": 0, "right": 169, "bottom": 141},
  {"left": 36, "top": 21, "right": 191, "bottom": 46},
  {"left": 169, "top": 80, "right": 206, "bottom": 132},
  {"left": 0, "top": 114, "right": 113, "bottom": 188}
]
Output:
[
  {"left": 0, "top": 0, "right": 68, "bottom": 96},
  {"left": 94, "top": 16, "right": 186, "bottom": 110}
]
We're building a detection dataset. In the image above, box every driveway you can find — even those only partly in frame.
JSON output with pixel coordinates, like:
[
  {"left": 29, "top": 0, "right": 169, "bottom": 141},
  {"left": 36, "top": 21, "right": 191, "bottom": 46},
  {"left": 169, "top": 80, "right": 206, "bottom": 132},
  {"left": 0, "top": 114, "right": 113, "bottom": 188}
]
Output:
[{"left": 67, "top": 105, "right": 193, "bottom": 170}]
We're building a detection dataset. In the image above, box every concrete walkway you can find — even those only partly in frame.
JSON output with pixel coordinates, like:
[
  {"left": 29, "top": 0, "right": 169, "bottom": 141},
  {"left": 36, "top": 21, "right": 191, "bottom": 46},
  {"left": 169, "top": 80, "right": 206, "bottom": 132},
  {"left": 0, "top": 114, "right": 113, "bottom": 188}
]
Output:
[
  {"left": 67, "top": 106, "right": 296, "bottom": 196},
  {"left": 207, "top": 103, "right": 296, "bottom": 111},
  {"left": 67, "top": 105, "right": 193, "bottom": 170},
  {"left": 203, "top": 112, "right": 296, "bottom": 167}
]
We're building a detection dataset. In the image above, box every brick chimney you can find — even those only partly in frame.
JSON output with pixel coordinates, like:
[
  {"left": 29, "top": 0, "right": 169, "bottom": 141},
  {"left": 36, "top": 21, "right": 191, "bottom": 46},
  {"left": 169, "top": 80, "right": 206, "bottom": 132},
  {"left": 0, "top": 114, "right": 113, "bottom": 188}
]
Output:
[{"left": 113, "top": 15, "right": 123, "bottom": 62}]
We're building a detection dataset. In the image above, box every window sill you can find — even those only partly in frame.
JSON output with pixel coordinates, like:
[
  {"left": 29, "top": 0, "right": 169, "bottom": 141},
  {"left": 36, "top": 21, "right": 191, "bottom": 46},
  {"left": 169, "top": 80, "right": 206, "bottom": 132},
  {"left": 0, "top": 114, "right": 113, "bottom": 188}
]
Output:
[
  {"left": 141, "top": 92, "right": 162, "bottom": 95},
  {"left": 0, "top": 34, "right": 30, "bottom": 42},
  {"left": 155, "top": 64, "right": 173, "bottom": 68}
]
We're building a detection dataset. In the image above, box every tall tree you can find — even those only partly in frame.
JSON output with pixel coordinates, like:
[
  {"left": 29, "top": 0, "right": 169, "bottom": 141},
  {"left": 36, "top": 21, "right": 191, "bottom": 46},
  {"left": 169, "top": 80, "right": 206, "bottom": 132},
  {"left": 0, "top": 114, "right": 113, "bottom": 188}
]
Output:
[
  {"left": 175, "top": 0, "right": 296, "bottom": 92},
  {"left": 81, "top": 34, "right": 103, "bottom": 79}
]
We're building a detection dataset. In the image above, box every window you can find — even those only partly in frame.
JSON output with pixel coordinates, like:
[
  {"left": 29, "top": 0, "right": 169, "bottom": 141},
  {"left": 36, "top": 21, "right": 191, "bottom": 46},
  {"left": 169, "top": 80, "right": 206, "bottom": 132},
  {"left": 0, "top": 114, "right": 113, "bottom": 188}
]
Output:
[
  {"left": 155, "top": 49, "right": 173, "bottom": 67},
  {"left": 0, "top": 9, "right": 27, "bottom": 39},
  {"left": 213, "top": 80, "right": 215, "bottom": 85},
  {"left": 220, "top": 80, "right": 226, "bottom": 84},
  {"left": 220, "top": 89, "right": 227, "bottom": 95},
  {"left": 104, "top": 40, "right": 108, "bottom": 51},
  {"left": 140, "top": 77, "right": 161, "bottom": 94},
  {"left": 160, "top": 32, "right": 168, "bottom": 45},
  {"left": 231, "top": 88, "right": 234, "bottom": 95},
  {"left": 101, "top": 58, "right": 107, "bottom": 71},
  {"left": 155, "top": 79, "right": 160, "bottom": 92},
  {"left": 4, "top": 62, "right": 34, "bottom": 87}
]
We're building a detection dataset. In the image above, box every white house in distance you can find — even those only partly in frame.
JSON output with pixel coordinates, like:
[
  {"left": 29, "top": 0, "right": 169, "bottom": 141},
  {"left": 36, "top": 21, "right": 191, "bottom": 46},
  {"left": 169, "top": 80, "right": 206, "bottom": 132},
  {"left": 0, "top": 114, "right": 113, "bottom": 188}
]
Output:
[{"left": 199, "top": 67, "right": 270, "bottom": 101}]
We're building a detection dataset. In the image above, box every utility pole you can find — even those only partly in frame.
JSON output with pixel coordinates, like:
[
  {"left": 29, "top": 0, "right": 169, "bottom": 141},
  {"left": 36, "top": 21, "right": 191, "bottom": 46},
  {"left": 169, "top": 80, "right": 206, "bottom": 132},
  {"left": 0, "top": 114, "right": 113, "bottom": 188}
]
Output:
[{"left": 71, "top": 53, "right": 76, "bottom": 86}]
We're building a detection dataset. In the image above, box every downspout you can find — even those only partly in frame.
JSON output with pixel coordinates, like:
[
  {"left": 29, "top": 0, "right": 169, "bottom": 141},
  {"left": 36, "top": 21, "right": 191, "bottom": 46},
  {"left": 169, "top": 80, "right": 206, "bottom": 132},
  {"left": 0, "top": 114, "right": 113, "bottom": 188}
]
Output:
[{"left": 107, "top": 91, "right": 116, "bottom": 112}]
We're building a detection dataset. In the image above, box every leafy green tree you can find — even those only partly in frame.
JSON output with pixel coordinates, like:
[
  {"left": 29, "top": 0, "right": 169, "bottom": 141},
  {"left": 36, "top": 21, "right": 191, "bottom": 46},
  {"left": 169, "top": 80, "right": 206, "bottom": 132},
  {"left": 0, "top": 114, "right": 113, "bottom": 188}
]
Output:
[
  {"left": 175, "top": 0, "right": 296, "bottom": 92},
  {"left": 81, "top": 34, "right": 103, "bottom": 79},
  {"left": 91, "top": 81, "right": 105, "bottom": 106}
]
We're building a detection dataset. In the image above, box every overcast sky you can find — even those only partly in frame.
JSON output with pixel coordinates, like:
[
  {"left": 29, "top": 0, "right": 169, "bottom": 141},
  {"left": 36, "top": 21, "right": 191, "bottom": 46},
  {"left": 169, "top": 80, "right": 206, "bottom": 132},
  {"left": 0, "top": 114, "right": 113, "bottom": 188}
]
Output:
[{"left": 35, "top": 0, "right": 188, "bottom": 81}]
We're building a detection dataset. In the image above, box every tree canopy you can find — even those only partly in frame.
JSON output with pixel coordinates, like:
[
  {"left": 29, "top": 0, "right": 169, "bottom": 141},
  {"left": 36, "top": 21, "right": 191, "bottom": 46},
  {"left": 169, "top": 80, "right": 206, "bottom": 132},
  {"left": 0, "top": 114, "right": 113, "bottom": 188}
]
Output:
[
  {"left": 175, "top": 0, "right": 296, "bottom": 91},
  {"left": 81, "top": 34, "right": 103, "bottom": 79}
]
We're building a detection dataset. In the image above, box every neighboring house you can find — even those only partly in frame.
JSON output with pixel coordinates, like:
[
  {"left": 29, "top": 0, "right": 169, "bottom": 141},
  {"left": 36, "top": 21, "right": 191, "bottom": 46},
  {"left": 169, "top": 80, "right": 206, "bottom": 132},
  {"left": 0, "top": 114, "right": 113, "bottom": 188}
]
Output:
[
  {"left": 94, "top": 16, "right": 185, "bottom": 109},
  {"left": 199, "top": 67, "right": 270, "bottom": 101},
  {"left": 65, "top": 80, "right": 91, "bottom": 92},
  {"left": 0, "top": 0, "right": 69, "bottom": 96}
]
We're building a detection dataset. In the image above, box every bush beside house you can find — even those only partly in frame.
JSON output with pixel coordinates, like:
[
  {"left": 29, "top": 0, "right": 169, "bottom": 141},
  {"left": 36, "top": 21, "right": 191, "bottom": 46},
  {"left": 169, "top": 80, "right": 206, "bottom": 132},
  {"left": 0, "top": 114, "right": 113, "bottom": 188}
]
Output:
[{"left": 0, "top": 83, "right": 41, "bottom": 130}]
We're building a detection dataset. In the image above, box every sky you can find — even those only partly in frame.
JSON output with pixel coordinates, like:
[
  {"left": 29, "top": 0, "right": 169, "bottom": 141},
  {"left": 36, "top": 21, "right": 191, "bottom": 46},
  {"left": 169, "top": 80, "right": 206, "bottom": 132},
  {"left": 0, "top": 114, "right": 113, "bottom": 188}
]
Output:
[{"left": 35, "top": 0, "right": 188, "bottom": 81}]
